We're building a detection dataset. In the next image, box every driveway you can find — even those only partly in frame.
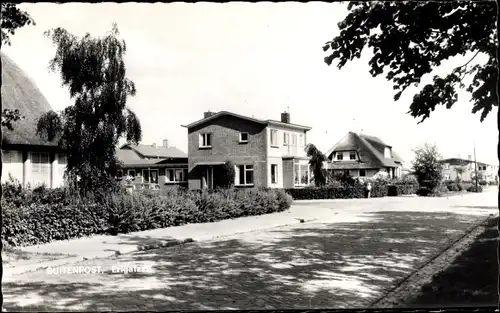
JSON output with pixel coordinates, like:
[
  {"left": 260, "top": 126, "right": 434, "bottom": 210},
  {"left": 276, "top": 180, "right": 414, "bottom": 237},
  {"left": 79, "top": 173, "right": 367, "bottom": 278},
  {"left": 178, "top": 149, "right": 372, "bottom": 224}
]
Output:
[{"left": 4, "top": 189, "right": 497, "bottom": 311}]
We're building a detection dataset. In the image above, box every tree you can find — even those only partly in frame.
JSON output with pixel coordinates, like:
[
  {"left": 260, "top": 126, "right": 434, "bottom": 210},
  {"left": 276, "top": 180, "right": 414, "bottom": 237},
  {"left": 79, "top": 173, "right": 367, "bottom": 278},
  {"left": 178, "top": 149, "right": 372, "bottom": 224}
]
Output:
[
  {"left": 1, "top": 4, "right": 36, "bottom": 309},
  {"left": 323, "top": 1, "right": 499, "bottom": 301},
  {"left": 305, "top": 143, "right": 328, "bottom": 187},
  {"left": 411, "top": 143, "right": 443, "bottom": 191},
  {"left": 213, "top": 161, "right": 235, "bottom": 189},
  {"left": 454, "top": 166, "right": 465, "bottom": 182},
  {"left": 36, "top": 25, "right": 142, "bottom": 194}
]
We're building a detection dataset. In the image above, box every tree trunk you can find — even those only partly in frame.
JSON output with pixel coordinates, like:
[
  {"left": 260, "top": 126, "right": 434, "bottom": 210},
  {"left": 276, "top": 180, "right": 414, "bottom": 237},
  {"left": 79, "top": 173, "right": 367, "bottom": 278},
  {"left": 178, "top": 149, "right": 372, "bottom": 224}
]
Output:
[
  {"left": 1, "top": 112, "right": 3, "bottom": 310},
  {"left": 496, "top": 0, "right": 500, "bottom": 308}
]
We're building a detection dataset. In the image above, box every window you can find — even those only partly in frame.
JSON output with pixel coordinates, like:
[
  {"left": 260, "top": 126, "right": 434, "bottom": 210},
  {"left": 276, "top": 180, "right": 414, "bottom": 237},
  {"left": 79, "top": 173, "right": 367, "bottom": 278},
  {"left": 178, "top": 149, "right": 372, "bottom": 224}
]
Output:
[
  {"left": 292, "top": 134, "right": 297, "bottom": 146},
  {"left": 166, "top": 168, "right": 188, "bottom": 183},
  {"left": 199, "top": 133, "right": 212, "bottom": 148},
  {"left": 350, "top": 152, "right": 356, "bottom": 160},
  {"left": 271, "top": 164, "right": 278, "bottom": 184},
  {"left": 294, "top": 163, "right": 309, "bottom": 185},
  {"left": 337, "top": 153, "right": 343, "bottom": 161},
  {"left": 360, "top": 169, "right": 366, "bottom": 177},
  {"left": 299, "top": 134, "right": 305, "bottom": 147},
  {"left": 239, "top": 132, "right": 249, "bottom": 143},
  {"left": 283, "top": 132, "right": 290, "bottom": 146},
  {"left": 127, "top": 169, "right": 136, "bottom": 177},
  {"left": 58, "top": 153, "right": 68, "bottom": 181},
  {"left": 142, "top": 169, "right": 159, "bottom": 184},
  {"left": 31, "top": 152, "right": 51, "bottom": 187},
  {"left": 235, "top": 165, "right": 254, "bottom": 186},
  {"left": 270, "top": 129, "right": 278, "bottom": 146}
]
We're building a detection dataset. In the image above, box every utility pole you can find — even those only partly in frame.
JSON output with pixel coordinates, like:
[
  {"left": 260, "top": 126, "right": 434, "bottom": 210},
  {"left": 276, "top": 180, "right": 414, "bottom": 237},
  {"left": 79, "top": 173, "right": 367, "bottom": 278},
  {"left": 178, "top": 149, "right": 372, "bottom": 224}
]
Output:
[{"left": 474, "top": 141, "right": 479, "bottom": 192}]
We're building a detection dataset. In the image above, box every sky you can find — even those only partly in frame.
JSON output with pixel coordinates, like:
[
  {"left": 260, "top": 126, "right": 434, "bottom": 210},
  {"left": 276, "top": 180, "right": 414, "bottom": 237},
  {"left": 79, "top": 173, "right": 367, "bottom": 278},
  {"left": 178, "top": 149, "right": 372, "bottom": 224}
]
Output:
[{"left": 4, "top": 2, "right": 498, "bottom": 166}]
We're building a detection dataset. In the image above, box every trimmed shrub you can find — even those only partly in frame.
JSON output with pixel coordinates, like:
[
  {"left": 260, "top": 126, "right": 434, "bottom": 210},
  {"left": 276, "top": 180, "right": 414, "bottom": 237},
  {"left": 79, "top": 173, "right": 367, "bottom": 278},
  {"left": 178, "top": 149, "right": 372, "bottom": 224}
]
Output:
[
  {"left": 416, "top": 187, "right": 432, "bottom": 197},
  {"left": 479, "top": 180, "right": 488, "bottom": 186},
  {"left": 467, "top": 185, "right": 483, "bottom": 193},
  {"left": 2, "top": 187, "right": 292, "bottom": 247},
  {"left": 443, "top": 180, "right": 460, "bottom": 192}
]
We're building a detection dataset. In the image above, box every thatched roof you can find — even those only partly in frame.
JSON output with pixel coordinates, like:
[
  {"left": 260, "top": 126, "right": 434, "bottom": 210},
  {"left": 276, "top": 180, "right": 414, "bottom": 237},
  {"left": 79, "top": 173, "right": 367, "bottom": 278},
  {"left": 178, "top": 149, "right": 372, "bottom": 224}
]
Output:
[
  {"left": 120, "top": 144, "right": 187, "bottom": 159},
  {"left": 1, "top": 52, "right": 58, "bottom": 147},
  {"left": 325, "top": 131, "right": 404, "bottom": 170}
]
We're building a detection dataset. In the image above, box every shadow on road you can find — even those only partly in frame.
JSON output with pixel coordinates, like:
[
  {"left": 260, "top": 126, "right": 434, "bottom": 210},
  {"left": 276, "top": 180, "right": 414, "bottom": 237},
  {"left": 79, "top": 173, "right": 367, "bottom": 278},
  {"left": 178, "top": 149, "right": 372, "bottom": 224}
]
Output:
[{"left": 4, "top": 210, "right": 489, "bottom": 311}]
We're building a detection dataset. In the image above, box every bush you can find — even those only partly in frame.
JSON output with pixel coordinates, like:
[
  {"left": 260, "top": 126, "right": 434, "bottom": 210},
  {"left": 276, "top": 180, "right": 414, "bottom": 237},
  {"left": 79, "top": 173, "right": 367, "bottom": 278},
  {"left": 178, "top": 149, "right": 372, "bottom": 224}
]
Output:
[
  {"left": 416, "top": 187, "right": 432, "bottom": 197},
  {"left": 467, "top": 185, "right": 483, "bottom": 193},
  {"left": 387, "top": 185, "right": 398, "bottom": 197},
  {"left": 479, "top": 180, "right": 488, "bottom": 186},
  {"left": 444, "top": 180, "right": 460, "bottom": 192},
  {"left": 2, "top": 187, "right": 292, "bottom": 247}
]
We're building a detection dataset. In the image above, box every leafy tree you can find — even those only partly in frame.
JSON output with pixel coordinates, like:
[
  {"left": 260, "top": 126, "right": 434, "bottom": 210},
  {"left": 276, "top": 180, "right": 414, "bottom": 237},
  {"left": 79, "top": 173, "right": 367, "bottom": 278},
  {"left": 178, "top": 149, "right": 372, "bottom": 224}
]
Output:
[
  {"left": 454, "top": 166, "right": 465, "bottom": 182},
  {"left": 36, "top": 25, "right": 142, "bottom": 194},
  {"left": 213, "top": 161, "right": 236, "bottom": 189},
  {"left": 323, "top": 1, "right": 498, "bottom": 300},
  {"left": 411, "top": 143, "right": 443, "bottom": 192},
  {"left": 305, "top": 143, "right": 328, "bottom": 187},
  {"left": 1, "top": 3, "right": 35, "bottom": 308}
]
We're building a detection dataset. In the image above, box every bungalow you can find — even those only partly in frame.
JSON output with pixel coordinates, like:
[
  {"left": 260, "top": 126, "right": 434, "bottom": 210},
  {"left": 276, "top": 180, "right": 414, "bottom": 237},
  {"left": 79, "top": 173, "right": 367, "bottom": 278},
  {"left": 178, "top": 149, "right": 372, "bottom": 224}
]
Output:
[
  {"left": 116, "top": 140, "right": 188, "bottom": 190},
  {"left": 1, "top": 52, "right": 66, "bottom": 188},
  {"left": 325, "top": 132, "right": 404, "bottom": 179}
]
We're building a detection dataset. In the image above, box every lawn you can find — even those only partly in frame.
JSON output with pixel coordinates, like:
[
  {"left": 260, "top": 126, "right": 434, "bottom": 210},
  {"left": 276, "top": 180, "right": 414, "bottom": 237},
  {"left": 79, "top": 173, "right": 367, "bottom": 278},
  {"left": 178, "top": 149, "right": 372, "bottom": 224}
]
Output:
[{"left": 404, "top": 216, "right": 498, "bottom": 307}]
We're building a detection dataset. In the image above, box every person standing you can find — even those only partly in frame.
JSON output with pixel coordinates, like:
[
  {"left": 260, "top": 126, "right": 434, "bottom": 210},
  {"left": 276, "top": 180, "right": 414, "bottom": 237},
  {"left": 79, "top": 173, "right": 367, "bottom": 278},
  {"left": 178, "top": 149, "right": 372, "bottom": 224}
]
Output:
[{"left": 366, "top": 182, "right": 372, "bottom": 198}]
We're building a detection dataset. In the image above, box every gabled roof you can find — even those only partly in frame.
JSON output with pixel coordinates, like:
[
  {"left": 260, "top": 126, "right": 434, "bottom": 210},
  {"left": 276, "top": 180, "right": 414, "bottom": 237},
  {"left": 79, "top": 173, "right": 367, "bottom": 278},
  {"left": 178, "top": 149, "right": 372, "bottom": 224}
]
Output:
[
  {"left": 120, "top": 144, "right": 187, "bottom": 159},
  {"left": 439, "top": 157, "right": 489, "bottom": 167},
  {"left": 181, "top": 111, "right": 312, "bottom": 131},
  {"left": 1, "top": 52, "right": 58, "bottom": 147},
  {"left": 325, "top": 131, "right": 403, "bottom": 169}
]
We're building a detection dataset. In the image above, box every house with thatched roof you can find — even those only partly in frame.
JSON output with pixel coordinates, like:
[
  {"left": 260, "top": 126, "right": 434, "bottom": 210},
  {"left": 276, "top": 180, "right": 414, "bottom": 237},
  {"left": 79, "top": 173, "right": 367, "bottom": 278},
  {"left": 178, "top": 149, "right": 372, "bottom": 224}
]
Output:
[
  {"left": 324, "top": 132, "right": 404, "bottom": 179},
  {"left": 116, "top": 139, "right": 188, "bottom": 190},
  {"left": 1, "top": 52, "right": 67, "bottom": 188}
]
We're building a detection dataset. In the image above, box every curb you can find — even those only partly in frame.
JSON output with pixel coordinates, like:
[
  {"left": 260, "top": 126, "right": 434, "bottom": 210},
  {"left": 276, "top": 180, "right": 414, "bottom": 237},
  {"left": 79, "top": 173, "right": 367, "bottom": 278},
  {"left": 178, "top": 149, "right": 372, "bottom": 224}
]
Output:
[{"left": 370, "top": 213, "right": 497, "bottom": 308}]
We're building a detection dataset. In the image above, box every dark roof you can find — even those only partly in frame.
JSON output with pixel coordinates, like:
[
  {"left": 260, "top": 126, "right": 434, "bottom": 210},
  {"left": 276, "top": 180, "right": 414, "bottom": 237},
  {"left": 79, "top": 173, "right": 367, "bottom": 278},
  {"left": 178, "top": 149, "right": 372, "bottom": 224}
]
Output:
[
  {"left": 439, "top": 157, "right": 489, "bottom": 167},
  {"left": 325, "top": 132, "right": 403, "bottom": 170},
  {"left": 1, "top": 52, "right": 58, "bottom": 147},
  {"left": 120, "top": 144, "right": 187, "bottom": 159},
  {"left": 182, "top": 111, "right": 312, "bottom": 131}
]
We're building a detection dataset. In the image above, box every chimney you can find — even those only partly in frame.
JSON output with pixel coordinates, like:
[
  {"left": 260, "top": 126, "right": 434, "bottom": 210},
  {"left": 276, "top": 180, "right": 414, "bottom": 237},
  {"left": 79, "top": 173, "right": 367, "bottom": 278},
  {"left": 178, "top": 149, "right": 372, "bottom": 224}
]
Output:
[
  {"left": 204, "top": 111, "right": 215, "bottom": 119},
  {"left": 281, "top": 112, "right": 290, "bottom": 123},
  {"left": 151, "top": 143, "right": 156, "bottom": 148},
  {"left": 162, "top": 139, "right": 169, "bottom": 148}
]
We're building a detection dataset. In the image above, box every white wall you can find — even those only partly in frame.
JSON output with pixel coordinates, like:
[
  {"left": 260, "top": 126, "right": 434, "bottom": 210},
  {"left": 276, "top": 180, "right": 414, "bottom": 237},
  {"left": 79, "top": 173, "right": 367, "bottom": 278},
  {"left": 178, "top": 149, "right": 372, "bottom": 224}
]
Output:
[
  {"left": 1, "top": 150, "right": 23, "bottom": 184},
  {"left": 266, "top": 125, "right": 308, "bottom": 158}
]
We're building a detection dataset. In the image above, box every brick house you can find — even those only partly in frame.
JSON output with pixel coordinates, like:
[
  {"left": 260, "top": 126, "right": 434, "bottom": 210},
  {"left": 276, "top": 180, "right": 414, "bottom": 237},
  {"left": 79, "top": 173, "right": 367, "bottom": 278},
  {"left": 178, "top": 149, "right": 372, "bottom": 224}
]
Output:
[
  {"left": 324, "top": 132, "right": 404, "bottom": 179},
  {"left": 439, "top": 157, "right": 499, "bottom": 183},
  {"left": 182, "top": 111, "right": 312, "bottom": 190},
  {"left": 1, "top": 52, "right": 67, "bottom": 188},
  {"left": 116, "top": 140, "right": 188, "bottom": 190}
]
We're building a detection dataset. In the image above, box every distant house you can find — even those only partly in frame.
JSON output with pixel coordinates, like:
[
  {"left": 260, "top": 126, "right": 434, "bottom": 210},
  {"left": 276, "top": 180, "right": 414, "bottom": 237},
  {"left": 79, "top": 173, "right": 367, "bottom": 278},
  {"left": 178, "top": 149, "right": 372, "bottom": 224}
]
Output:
[
  {"left": 439, "top": 157, "right": 498, "bottom": 183},
  {"left": 116, "top": 139, "right": 188, "bottom": 190},
  {"left": 1, "top": 52, "right": 67, "bottom": 188},
  {"left": 182, "top": 111, "right": 312, "bottom": 190},
  {"left": 324, "top": 132, "right": 404, "bottom": 179}
]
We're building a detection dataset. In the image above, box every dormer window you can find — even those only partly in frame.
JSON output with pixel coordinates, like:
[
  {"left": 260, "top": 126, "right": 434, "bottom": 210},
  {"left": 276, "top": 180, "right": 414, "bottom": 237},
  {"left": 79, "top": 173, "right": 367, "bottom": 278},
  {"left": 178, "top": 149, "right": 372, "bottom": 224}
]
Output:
[
  {"left": 349, "top": 152, "right": 356, "bottom": 160},
  {"left": 384, "top": 147, "right": 392, "bottom": 158},
  {"left": 337, "top": 153, "right": 343, "bottom": 161}
]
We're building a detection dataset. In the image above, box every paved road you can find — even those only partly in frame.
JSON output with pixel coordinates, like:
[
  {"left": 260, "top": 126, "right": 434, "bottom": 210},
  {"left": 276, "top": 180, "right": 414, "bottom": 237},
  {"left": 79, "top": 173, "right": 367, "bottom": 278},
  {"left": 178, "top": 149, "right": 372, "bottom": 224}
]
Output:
[{"left": 4, "top": 189, "right": 497, "bottom": 311}]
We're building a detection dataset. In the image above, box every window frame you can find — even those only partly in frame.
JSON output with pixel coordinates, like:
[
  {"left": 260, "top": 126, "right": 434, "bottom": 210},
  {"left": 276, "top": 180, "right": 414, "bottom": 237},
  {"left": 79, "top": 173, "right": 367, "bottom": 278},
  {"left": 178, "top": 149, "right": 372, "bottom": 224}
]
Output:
[
  {"left": 359, "top": 169, "right": 366, "bottom": 177},
  {"left": 271, "top": 164, "right": 278, "bottom": 184},
  {"left": 199, "top": 133, "right": 212, "bottom": 148},
  {"left": 235, "top": 164, "right": 255, "bottom": 186},
  {"left": 270, "top": 129, "right": 278, "bottom": 147},
  {"left": 142, "top": 169, "right": 159, "bottom": 184},
  {"left": 127, "top": 169, "right": 136, "bottom": 177},
  {"left": 165, "top": 168, "right": 188, "bottom": 183},
  {"left": 294, "top": 163, "right": 310, "bottom": 186},
  {"left": 337, "top": 153, "right": 343, "bottom": 161},
  {"left": 349, "top": 152, "right": 356, "bottom": 160},
  {"left": 239, "top": 132, "right": 249, "bottom": 143}
]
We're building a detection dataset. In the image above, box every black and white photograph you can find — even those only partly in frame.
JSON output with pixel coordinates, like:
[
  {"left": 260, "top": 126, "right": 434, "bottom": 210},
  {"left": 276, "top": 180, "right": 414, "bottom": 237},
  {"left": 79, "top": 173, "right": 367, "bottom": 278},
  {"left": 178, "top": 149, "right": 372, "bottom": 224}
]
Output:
[{"left": 1, "top": 1, "right": 498, "bottom": 311}]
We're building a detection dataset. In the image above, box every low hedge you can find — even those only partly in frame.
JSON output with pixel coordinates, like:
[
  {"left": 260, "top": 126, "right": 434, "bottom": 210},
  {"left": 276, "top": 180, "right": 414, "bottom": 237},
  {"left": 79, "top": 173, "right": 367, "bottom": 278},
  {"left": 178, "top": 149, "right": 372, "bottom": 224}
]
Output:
[
  {"left": 467, "top": 185, "right": 484, "bottom": 193},
  {"left": 285, "top": 179, "right": 418, "bottom": 200},
  {"left": 2, "top": 187, "right": 292, "bottom": 247}
]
